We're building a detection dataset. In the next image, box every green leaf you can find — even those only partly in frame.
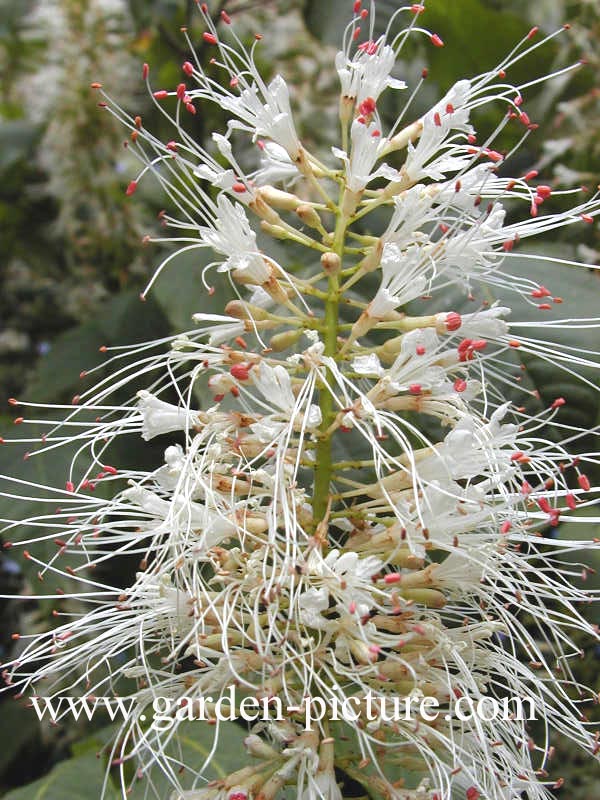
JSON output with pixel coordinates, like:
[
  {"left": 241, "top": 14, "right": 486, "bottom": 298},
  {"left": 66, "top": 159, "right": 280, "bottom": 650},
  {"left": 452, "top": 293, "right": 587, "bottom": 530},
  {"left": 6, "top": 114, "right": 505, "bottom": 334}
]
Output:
[
  {"left": 2, "top": 751, "right": 118, "bottom": 800},
  {"left": 151, "top": 247, "right": 233, "bottom": 333},
  {"left": 26, "top": 290, "right": 171, "bottom": 404}
]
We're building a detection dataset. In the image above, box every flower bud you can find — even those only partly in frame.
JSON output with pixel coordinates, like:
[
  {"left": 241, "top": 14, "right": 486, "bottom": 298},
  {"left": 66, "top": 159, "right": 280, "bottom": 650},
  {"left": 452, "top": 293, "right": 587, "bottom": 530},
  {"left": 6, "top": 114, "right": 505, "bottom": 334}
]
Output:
[
  {"left": 321, "top": 252, "right": 341, "bottom": 275},
  {"left": 269, "top": 329, "right": 303, "bottom": 352}
]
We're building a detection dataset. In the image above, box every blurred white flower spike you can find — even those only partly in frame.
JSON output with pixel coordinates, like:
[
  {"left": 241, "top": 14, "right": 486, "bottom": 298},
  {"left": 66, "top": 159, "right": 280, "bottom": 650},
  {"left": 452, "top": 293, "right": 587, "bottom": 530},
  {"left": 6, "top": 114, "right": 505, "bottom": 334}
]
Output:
[{"left": 2, "top": 2, "right": 600, "bottom": 799}]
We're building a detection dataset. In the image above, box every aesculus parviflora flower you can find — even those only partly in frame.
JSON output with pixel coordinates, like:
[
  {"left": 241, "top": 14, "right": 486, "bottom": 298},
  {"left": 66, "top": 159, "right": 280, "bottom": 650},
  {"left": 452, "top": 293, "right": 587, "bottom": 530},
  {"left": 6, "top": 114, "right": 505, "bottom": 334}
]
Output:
[{"left": 2, "top": 2, "right": 600, "bottom": 799}]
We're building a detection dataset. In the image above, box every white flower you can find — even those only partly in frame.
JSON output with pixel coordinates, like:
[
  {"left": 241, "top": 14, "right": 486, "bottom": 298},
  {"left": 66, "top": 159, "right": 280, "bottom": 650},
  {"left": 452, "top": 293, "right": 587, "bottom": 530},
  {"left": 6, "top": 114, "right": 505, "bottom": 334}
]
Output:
[
  {"left": 199, "top": 195, "right": 270, "bottom": 283},
  {"left": 368, "top": 243, "right": 427, "bottom": 318},
  {"left": 333, "top": 120, "right": 399, "bottom": 194},
  {"left": 137, "top": 390, "right": 199, "bottom": 440},
  {"left": 335, "top": 41, "right": 406, "bottom": 105},
  {"left": 404, "top": 80, "right": 474, "bottom": 183}
]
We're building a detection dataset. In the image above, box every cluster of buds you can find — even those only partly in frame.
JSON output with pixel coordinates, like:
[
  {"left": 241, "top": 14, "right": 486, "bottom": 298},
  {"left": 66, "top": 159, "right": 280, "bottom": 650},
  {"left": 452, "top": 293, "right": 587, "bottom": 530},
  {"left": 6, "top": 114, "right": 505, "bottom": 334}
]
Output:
[{"left": 2, "top": 3, "right": 600, "bottom": 799}]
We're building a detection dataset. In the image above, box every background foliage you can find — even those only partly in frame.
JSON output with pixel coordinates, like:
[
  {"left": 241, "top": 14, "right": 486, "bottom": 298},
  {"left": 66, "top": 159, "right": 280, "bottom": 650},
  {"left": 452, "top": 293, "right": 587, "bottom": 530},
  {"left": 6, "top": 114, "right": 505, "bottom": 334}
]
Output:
[{"left": 0, "top": 0, "right": 599, "bottom": 796}]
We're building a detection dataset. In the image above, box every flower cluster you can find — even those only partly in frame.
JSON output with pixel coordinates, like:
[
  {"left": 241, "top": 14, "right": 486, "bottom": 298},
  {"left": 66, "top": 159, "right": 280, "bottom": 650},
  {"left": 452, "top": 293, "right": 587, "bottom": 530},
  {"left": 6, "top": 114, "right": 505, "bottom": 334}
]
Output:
[{"left": 2, "top": 3, "right": 600, "bottom": 800}]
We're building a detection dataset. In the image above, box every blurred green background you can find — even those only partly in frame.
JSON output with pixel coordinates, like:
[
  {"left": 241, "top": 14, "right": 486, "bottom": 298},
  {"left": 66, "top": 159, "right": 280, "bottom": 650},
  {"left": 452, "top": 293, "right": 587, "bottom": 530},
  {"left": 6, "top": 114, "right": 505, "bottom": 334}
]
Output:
[{"left": 0, "top": 0, "right": 599, "bottom": 797}]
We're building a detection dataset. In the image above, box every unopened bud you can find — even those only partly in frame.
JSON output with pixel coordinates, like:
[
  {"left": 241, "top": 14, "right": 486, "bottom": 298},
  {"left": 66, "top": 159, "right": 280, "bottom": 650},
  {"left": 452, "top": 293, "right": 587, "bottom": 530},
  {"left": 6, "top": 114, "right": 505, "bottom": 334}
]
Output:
[
  {"left": 225, "top": 300, "right": 270, "bottom": 322},
  {"left": 296, "top": 204, "right": 323, "bottom": 231},
  {"left": 269, "top": 329, "right": 303, "bottom": 352},
  {"left": 321, "top": 252, "right": 341, "bottom": 275},
  {"left": 258, "top": 186, "right": 303, "bottom": 212},
  {"left": 260, "top": 220, "right": 290, "bottom": 241}
]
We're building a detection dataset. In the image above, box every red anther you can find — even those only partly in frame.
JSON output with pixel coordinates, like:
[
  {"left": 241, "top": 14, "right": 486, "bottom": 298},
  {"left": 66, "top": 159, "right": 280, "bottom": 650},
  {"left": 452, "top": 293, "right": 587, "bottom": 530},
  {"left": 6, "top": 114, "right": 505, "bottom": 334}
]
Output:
[
  {"left": 410, "top": 3, "right": 425, "bottom": 12},
  {"left": 503, "top": 239, "right": 514, "bottom": 252},
  {"left": 230, "top": 364, "right": 251, "bottom": 381},
  {"left": 430, "top": 33, "right": 444, "bottom": 47},
  {"left": 8, "top": 397, "right": 18, "bottom": 406},
  {"left": 498, "top": 69, "right": 506, "bottom": 78},
  {"left": 230, "top": 76, "right": 239, "bottom": 88},
  {"left": 534, "top": 195, "right": 544, "bottom": 207},
  {"left": 134, "top": 115, "right": 142, "bottom": 129},
  {"left": 467, "top": 133, "right": 477, "bottom": 144},
  {"left": 508, "top": 339, "right": 521, "bottom": 348},
  {"left": 537, "top": 497, "right": 552, "bottom": 515},
  {"left": 130, "top": 131, "right": 138, "bottom": 143},
  {"left": 65, "top": 481, "right": 75, "bottom": 493},
  {"left": 220, "top": 10, "right": 231, "bottom": 23},
  {"left": 445, "top": 311, "right": 462, "bottom": 331},
  {"left": 518, "top": 111, "right": 531, "bottom": 126},
  {"left": 531, "top": 285, "right": 551, "bottom": 298},
  {"left": 510, "top": 451, "right": 524, "bottom": 462},
  {"left": 358, "top": 40, "right": 378, "bottom": 55},
  {"left": 203, "top": 32, "right": 218, "bottom": 44},
  {"left": 348, "top": 601, "right": 357, "bottom": 614},
  {"left": 578, "top": 474, "right": 591, "bottom": 492},
  {"left": 71, "top": 394, "right": 80, "bottom": 405},
  {"left": 371, "top": 129, "right": 381, "bottom": 137},
  {"left": 524, "top": 169, "right": 538, "bottom": 181},
  {"left": 416, "top": 345, "right": 426, "bottom": 355},
  {"left": 360, "top": 7, "right": 368, "bottom": 17},
  {"left": 230, "top": 386, "right": 240, "bottom": 398},
  {"left": 183, "top": 61, "right": 194, "bottom": 76},
  {"left": 408, "top": 384, "right": 422, "bottom": 395},
  {"left": 103, "top": 465, "right": 118, "bottom": 475},
  {"left": 500, "top": 521, "right": 512, "bottom": 535},
  {"left": 466, "top": 789, "right": 480, "bottom": 800},
  {"left": 353, "top": 26, "right": 361, "bottom": 41},
  {"left": 486, "top": 149, "right": 503, "bottom": 163},
  {"left": 455, "top": 180, "right": 462, "bottom": 192},
  {"left": 13, "top": 417, "right": 24, "bottom": 425},
  {"left": 566, "top": 493, "right": 577, "bottom": 510},
  {"left": 537, "top": 303, "right": 552, "bottom": 310},
  {"left": 553, "top": 296, "right": 563, "bottom": 304},
  {"left": 176, "top": 83, "right": 186, "bottom": 100},
  {"left": 235, "top": 336, "right": 248, "bottom": 349},
  {"left": 433, "top": 111, "right": 442, "bottom": 127},
  {"left": 125, "top": 180, "right": 138, "bottom": 196},
  {"left": 453, "top": 378, "right": 467, "bottom": 393},
  {"left": 166, "top": 141, "right": 178, "bottom": 152},
  {"left": 11, "top": 634, "right": 20, "bottom": 641},
  {"left": 530, "top": 202, "right": 538, "bottom": 217},
  {"left": 581, "top": 214, "right": 594, "bottom": 224},
  {"left": 527, "top": 26, "right": 539, "bottom": 39},
  {"left": 232, "top": 182, "right": 247, "bottom": 193},
  {"left": 353, "top": 0, "right": 361, "bottom": 11},
  {"left": 421, "top": 67, "right": 428, "bottom": 79},
  {"left": 185, "top": 102, "right": 196, "bottom": 114},
  {"left": 90, "top": 82, "right": 102, "bottom": 89},
  {"left": 471, "top": 339, "right": 487, "bottom": 350},
  {"left": 446, "top": 103, "right": 454, "bottom": 114},
  {"left": 142, "top": 63, "right": 149, "bottom": 80},
  {"left": 213, "top": 394, "right": 224, "bottom": 403},
  {"left": 521, "top": 481, "right": 532, "bottom": 496},
  {"left": 358, "top": 96, "right": 376, "bottom": 116},
  {"left": 551, "top": 397, "right": 566, "bottom": 409},
  {"left": 439, "top": 223, "right": 449, "bottom": 234},
  {"left": 153, "top": 90, "right": 168, "bottom": 99},
  {"left": 384, "top": 573, "right": 402, "bottom": 584},
  {"left": 536, "top": 185, "right": 552, "bottom": 199},
  {"left": 514, "top": 94, "right": 523, "bottom": 107}
]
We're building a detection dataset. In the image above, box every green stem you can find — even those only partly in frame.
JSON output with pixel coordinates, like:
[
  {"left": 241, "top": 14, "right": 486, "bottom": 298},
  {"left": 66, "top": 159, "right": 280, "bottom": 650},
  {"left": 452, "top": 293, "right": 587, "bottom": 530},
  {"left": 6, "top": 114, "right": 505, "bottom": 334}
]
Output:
[{"left": 311, "top": 196, "right": 347, "bottom": 530}]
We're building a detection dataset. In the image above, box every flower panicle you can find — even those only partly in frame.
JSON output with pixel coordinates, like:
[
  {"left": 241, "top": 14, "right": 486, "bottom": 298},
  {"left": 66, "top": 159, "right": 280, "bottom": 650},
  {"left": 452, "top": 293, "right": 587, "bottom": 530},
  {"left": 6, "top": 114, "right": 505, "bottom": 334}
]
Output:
[{"left": 2, "top": 2, "right": 600, "bottom": 799}]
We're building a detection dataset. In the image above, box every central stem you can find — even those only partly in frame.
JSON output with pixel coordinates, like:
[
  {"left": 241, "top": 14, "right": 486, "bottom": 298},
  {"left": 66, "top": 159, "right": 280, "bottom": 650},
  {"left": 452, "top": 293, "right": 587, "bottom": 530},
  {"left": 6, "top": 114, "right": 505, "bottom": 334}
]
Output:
[{"left": 312, "top": 195, "right": 347, "bottom": 528}]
